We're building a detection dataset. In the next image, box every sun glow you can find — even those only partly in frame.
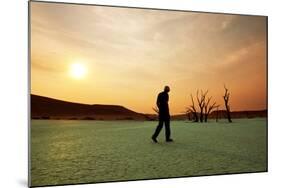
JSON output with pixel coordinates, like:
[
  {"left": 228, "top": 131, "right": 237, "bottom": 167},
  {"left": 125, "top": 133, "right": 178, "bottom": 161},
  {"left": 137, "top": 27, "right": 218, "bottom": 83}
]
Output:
[{"left": 69, "top": 63, "right": 87, "bottom": 79}]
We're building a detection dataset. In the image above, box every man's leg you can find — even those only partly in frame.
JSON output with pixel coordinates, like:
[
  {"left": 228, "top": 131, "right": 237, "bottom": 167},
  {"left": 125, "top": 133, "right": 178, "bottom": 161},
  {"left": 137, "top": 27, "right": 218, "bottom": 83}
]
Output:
[
  {"left": 165, "top": 119, "right": 173, "bottom": 142},
  {"left": 152, "top": 119, "right": 164, "bottom": 140}
]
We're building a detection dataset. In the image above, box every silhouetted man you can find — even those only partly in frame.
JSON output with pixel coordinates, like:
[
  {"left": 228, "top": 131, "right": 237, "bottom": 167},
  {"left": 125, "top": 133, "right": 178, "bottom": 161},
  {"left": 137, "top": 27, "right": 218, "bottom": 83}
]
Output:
[{"left": 151, "top": 86, "right": 173, "bottom": 143}]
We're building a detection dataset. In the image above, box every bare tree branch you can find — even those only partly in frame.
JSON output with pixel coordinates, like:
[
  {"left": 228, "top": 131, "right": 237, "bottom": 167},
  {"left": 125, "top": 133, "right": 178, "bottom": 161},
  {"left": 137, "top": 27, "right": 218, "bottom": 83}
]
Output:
[
  {"left": 223, "top": 85, "right": 232, "bottom": 123},
  {"left": 186, "top": 94, "right": 198, "bottom": 122},
  {"left": 204, "top": 96, "right": 219, "bottom": 122},
  {"left": 197, "top": 90, "right": 208, "bottom": 122}
]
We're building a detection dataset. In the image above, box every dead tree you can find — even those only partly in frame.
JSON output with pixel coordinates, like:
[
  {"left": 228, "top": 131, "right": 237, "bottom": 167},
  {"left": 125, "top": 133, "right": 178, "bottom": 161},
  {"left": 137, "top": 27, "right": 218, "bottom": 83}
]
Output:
[
  {"left": 216, "top": 106, "right": 219, "bottom": 122},
  {"left": 196, "top": 90, "right": 208, "bottom": 122},
  {"left": 204, "top": 96, "right": 219, "bottom": 122},
  {"left": 185, "top": 110, "right": 192, "bottom": 121},
  {"left": 186, "top": 94, "right": 198, "bottom": 122},
  {"left": 187, "top": 111, "right": 192, "bottom": 120},
  {"left": 223, "top": 85, "right": 232, "bottom": 123},
  {"left": 203, "top": 97, "right": 211, "bottom": 122}
]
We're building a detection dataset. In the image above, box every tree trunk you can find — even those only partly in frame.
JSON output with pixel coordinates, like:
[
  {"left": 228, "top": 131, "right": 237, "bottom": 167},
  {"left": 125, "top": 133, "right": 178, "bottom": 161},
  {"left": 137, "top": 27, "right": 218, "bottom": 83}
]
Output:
[
  {"left": 216, "top": 107, "right": 219, "bottom": 122},
  {"left": 223, "top": 86, "right": 232, "bottom": 123},
  {"left": 225, "top": 103, "right": 232, "bottom": 123},
  {"left": 193, "top": 112, "right": 198, "bottom": 122}
]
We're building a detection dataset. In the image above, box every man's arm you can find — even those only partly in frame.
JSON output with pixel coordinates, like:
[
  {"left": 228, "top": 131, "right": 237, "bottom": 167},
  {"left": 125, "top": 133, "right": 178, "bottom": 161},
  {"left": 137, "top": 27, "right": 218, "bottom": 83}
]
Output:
[{"left": 156, "top": 93, "right": 161, "bottom": 108}]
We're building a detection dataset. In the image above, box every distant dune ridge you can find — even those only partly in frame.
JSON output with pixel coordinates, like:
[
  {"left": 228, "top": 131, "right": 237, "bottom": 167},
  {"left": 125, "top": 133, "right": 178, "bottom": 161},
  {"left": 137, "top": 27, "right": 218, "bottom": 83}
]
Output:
[
  {"left": 31, "top": 94, "right": 267, "bottom": 120},
  {"left": 31, "top": 94, "right": 146, "bottom": 120}
]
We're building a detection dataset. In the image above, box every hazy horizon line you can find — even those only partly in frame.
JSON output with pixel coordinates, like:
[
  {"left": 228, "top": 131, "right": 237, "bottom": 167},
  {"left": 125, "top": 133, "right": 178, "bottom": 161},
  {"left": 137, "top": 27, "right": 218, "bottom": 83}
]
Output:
[{"left": 30, "top": 93, "right": 267, "bottom": 115}]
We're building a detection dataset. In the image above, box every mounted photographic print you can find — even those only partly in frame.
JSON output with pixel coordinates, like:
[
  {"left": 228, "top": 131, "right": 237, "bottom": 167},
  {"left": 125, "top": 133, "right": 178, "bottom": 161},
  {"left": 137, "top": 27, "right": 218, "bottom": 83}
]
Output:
[{"left": 29, "top": 1, "right": 268, "bottom": 187}]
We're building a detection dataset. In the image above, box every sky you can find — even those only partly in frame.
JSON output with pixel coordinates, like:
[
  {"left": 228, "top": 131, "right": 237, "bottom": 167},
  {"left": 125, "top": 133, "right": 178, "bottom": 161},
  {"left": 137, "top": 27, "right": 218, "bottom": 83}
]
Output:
[{"left": 30, "top": 2, "right": 267, "bottom": 114}]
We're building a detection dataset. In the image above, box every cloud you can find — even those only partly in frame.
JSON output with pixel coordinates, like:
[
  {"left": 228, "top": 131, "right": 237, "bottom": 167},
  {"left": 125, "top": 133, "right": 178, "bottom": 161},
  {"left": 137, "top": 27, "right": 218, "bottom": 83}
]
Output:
[{"left": 221, "top": 16, "right": 235, "bottom": 30}]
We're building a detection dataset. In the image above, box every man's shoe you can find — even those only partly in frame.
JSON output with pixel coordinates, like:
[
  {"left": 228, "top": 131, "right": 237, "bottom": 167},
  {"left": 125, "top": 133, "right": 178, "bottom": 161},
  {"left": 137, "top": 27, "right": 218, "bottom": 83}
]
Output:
[
  {"left": 166, "top": 139, "right": 174, "bottom": 142},
  {"left": 151, "top": 136, "right": 158, "bottom": 143}
]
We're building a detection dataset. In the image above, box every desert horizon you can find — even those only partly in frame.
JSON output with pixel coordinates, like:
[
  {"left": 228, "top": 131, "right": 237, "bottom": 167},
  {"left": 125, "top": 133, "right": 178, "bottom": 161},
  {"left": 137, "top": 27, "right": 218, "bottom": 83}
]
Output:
[
  {"left": 31, "top": 93, "right": 267, "bottom": 114},
  {"left": 30, "top": 93, "right": 267, "bottom": 120}
]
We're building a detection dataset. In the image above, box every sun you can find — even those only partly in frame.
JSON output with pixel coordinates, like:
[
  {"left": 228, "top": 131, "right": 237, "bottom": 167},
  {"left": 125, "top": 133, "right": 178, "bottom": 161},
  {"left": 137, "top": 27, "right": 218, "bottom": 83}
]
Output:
[{"left": 69, "top": 63, "right": 87, "bottom": 79}]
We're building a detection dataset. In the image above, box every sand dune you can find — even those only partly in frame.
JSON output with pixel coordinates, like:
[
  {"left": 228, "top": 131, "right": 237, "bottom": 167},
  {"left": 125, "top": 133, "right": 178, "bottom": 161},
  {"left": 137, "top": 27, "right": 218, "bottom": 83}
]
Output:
[{"left": 31, "top": 94, "right": 146, "bottom": 120}]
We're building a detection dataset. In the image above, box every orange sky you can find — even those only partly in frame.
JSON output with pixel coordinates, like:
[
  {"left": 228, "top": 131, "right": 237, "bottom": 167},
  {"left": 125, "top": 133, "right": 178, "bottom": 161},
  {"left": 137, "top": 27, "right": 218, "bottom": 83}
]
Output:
[{"left": 30, "top": 2, "right": 267, "bottom": 115}]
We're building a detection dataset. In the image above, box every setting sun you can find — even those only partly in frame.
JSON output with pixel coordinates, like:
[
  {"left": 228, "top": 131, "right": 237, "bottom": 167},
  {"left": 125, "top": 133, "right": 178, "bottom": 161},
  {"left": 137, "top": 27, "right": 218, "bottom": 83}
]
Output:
[
  {"left": 69, "top": 63, "right": 87, "bottom": 79},
  {"left": 31, "top": 2, "right": 267, "bottom": 113}
]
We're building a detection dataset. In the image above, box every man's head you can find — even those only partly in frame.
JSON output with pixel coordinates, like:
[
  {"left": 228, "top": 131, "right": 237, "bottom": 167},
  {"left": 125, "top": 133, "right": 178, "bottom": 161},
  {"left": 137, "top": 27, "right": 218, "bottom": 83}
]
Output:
[{"left": 164, "top": 86, "right": 170, "bottom": 93}]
